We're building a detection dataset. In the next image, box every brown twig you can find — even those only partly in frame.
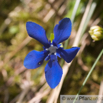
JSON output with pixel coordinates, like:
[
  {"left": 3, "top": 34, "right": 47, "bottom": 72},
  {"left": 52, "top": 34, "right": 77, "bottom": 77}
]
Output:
[
  {"left": 97, "top": 80, "right": 103, "bottom": 103},
  {"left": 28, "top": 83, "right": 51, "bottom": 103}
]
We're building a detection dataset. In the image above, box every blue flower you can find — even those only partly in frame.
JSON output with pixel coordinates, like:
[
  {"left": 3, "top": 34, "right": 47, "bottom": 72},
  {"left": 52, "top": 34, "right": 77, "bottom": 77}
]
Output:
[{"left": 24, "top": 18, "right": 80, "bottom": 89}]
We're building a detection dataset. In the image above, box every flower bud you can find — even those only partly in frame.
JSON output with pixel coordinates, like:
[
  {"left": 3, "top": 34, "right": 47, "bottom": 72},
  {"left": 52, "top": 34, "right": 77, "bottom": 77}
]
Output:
[{"left": 89, "top": 26, "right": 103, "bottom": 41}]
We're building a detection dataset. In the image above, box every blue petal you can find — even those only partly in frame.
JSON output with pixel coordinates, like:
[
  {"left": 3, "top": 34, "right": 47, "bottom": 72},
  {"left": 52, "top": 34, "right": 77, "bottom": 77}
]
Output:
[
  {"left": 50, "top": 54, "right": 58, "bottom": 61},
  {"left": 45, "top": 57, "right": 63, "bottom": 89},
  {"left": 45, "top": 55, "right": 50, "bottom": 61},
  {"left": 57, "top": 47, "right": 80, "bottom": 63},
  {"left": 56, "top": 53, "right": 61, "bottom": 58},
  {"left": 53, "top": 18, "right": 72, "bottom": 45},
  {"left": 26, "top": 22, "right": 50, "bottom": 47},
  {"left": 24, "top": 50, "right": 48, "bottom": 69}
]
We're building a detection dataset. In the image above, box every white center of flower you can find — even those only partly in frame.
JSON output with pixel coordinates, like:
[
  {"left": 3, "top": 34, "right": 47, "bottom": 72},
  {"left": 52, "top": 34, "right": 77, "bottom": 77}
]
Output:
[{"left": 48, "top": 45, "right": 58, "bottom": 54}]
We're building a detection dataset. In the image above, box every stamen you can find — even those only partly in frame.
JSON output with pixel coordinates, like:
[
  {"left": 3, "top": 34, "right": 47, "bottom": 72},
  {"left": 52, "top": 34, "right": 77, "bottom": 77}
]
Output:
[
  {"left": 46, "top": 48, "right": 48, "bottom": 51},
  {"left": 54, "top": 53, "right": 56, "bottom": 55},
  {"left": 48, "top": 46, "right": 57, "bottom": 54}
]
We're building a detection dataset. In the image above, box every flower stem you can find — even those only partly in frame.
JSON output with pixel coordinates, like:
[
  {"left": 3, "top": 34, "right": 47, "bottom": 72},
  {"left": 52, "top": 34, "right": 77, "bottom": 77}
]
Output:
[{"left": 73, "top": 49, "right": 103, "bottom": 103}]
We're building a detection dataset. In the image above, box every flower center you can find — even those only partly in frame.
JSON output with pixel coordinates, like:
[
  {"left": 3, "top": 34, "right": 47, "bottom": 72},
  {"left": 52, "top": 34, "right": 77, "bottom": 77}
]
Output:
[{"left": 48, "top": 45, "right": 58, "bottom": 54}]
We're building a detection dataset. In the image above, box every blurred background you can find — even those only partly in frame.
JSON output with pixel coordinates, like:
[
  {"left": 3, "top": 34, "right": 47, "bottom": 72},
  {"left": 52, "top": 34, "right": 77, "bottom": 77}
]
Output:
[{"left": 0, "top": 0, "right": 103, "bottom": 103}]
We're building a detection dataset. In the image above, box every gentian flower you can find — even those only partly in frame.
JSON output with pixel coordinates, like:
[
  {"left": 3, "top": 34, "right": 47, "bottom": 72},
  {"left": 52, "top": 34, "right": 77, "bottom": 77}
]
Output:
[{"left": 24, "top": 18, "right": 80, "bottom": 89}]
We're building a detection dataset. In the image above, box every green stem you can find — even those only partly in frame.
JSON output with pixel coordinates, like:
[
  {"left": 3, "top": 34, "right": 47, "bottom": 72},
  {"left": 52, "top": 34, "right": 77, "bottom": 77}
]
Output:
[
  {"left": 71, "top": 0, "right": 81, "bottom": 24},
  {"left": 73, "top": 49, "right": 103, "bottom": 103}
]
